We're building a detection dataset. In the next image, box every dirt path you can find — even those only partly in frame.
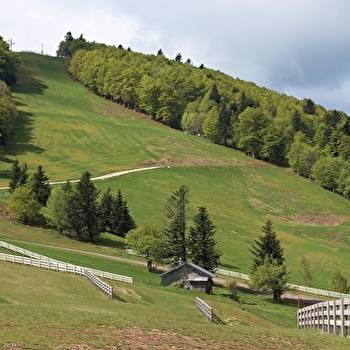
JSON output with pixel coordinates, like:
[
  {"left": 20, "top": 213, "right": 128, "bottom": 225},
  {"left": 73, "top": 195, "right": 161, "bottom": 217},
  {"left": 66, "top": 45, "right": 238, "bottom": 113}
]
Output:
[{"left": 0, "top": 165, "right": 163, "bottom": 189}]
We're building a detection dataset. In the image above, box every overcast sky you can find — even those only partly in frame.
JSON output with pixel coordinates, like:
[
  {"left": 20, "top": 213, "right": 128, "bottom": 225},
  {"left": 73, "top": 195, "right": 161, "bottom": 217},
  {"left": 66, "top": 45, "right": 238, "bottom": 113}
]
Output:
[{"left": 2, "top": 0, "right": 350, "bottom": 114}]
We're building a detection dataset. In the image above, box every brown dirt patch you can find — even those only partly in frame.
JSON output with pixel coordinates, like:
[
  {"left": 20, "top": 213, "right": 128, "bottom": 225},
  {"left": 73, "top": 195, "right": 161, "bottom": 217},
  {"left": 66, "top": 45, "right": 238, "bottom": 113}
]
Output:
[{"left": 284, "top": 215, "right": 341, "bottom": 226}]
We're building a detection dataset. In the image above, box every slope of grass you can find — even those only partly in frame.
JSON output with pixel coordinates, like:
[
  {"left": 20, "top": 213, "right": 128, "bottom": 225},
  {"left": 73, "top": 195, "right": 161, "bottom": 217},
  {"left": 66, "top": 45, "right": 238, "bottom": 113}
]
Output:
[
  {"left": 1, "top": 261, "right": 349, "bottom": 349},
  {"left": 1, "top": 52, "right": 350, "bottom": 348},
  {"left": 1, "top": 52, "right": 248, "bottom": 184}
]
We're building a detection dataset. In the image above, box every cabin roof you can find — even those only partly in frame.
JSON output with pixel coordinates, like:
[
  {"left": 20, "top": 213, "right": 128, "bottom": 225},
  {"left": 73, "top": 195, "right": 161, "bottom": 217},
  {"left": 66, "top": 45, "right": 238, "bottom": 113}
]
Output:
[{"left": 159, "top": 262, "right": 216, "bottom": 278}]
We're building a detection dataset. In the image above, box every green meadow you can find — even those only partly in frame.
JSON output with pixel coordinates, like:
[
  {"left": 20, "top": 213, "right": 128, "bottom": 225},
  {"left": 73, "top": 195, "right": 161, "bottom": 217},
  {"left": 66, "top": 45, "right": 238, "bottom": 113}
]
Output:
[{"left": 1, "top": 52, "right": 350, "bottom": 348}]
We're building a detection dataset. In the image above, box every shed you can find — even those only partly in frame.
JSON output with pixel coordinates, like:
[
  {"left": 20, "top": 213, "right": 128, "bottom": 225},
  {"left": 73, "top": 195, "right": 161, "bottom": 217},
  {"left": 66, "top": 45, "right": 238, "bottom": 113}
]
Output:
[{"left": 159, "top": 262, "right": 216, "bottom": 294}]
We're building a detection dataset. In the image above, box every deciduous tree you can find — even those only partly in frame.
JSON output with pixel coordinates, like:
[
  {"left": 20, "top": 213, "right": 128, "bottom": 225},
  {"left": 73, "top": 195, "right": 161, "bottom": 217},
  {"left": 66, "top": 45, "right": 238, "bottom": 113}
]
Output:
[{"left": 126, "top": 224, "right": 166, "bottom": 271}]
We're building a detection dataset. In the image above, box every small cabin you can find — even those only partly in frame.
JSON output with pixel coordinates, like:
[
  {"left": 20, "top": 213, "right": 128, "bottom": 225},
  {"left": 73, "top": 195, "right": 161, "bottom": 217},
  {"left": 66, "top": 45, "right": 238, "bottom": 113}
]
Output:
[{"left": 159, "top": 262, "right": 216, "bottom": 294}]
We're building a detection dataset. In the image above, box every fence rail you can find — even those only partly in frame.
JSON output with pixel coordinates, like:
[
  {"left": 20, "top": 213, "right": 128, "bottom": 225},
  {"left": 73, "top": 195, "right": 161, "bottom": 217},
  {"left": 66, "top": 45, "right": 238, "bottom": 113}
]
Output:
[
  {"left": 196, "top": 297, "right": 213, "bottom": 323},
  {"left": 0, "top": 241, "right": 134, "bottom": 284},
  {"left": 298, "top": 298, "right": 350, "bottom": 336},
  {"left": 215, "top": 267, "right": 350, "bottom": 300},
  {"left": 84, "top": 269, "right": 113, "bottom": 298}
]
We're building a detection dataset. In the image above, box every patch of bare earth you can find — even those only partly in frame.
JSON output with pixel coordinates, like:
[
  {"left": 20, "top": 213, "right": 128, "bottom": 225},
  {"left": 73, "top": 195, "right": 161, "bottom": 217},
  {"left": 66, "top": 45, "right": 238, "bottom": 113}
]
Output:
[{"left": 284, "top": 215, "right": 341, "bottom": 226}]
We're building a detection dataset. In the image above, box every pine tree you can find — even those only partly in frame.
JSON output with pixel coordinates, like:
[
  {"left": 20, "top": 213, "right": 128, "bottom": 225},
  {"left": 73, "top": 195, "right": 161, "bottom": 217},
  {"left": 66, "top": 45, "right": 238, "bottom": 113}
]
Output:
[
  {"left": 109, "top": 190, "right": 136, "bottom": 237},
  {"left": 31, "top": 165, "right": 51, "bottom": 206},
  {"left": 188, "top": 206, "right": 221, "bottom": 271},
  {"left": 163, "top": 185, "right": 189, "bottom": 262},
  {"left": 9, "top": 160, "right": 27, "bottom": 192},
  {"left": 250, "top": 220, "right": 284, "bottom": 272},
  {"left": 100, "top": 187, "right": 114, "bottom": 231},
  {"left": 68, "top": 171, "right": 100, "bottom": 242}
]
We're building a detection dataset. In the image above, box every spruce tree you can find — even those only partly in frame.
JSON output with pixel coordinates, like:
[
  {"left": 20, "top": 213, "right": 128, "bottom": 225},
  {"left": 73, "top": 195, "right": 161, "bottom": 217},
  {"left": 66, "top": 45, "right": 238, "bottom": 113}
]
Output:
[
  {"left": 68, "top": 171, "right": 100, "bottom": 242},
  {"left": 250, "top": 220, "right": 284, "bottom": 272},
  {"left": 109, "top": 189, "right": 136, "bottom": 237},
  {"left": 163, "top": 185, "right": 189, "bottom": 262},
  {"left": 188, "top": 206, "right": 221, "bottom": 271},
  {"left": 9, "top": 160, "right": 27, "bottom": 192},
  {"left": 100, "top": 187, "right": 114, "bottom": 231},
  {"left": 31, "top": 165, "right": 51, "bottom": 206}
]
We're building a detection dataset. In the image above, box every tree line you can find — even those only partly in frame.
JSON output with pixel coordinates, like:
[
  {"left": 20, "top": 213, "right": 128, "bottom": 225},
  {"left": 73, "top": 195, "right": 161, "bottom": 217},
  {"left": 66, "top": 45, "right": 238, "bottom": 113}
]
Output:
[
  {"left": 57, "top": 32, "right": 350, "bottom": 200},
  {"left": 0, "top": 35, "right": 19, "bottom": 147},
  {"left": 8, "top": 162, "right": 135, "bottom": 240}
]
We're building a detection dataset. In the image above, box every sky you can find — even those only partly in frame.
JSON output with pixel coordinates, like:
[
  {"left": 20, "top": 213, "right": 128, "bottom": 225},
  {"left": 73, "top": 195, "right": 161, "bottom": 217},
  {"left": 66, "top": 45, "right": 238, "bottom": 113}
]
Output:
[{"left": 2, "top": 0, "right": 350, "bottom": 114}]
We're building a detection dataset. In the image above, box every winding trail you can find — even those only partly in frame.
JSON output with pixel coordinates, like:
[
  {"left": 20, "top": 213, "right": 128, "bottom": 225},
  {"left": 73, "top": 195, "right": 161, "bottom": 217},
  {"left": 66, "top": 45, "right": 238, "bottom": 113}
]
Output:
[{"left": 0, "top": 165, "right": 163, "bottom": 190}]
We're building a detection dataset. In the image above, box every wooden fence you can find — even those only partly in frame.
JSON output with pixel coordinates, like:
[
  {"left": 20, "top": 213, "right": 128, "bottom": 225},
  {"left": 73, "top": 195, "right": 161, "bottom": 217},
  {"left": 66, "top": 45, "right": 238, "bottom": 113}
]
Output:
[
  {"left": 298, "top": 298, "right": 350, "bottom": 336},
  {"left": 216, "top": 268, "right": 350, "bottom": 299},
  {"left": 0, "top": 241, "right": 134, "bottom": 284},
  {"left": 196, "top": 297, "right": 213, "bottom": 323},
  {"left": 84, "top": 269, "right": 113, "bottom": 298}
]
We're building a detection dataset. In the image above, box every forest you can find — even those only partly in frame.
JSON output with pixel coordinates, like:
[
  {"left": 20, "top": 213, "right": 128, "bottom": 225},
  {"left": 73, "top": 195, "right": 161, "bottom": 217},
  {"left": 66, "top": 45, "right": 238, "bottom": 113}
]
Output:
[{"left": 57, "top": 33, "right": 350, "bottom": 200}]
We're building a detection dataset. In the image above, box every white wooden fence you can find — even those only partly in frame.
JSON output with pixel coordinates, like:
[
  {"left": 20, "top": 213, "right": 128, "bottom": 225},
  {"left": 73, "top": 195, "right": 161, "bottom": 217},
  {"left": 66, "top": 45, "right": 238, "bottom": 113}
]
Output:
[
  {"left": 298, "top": 298, "right": 350, "bottom": 336},
  {"left": 0, "top": 241, "right": 134, "bottom": 284},
  {"left": 84, "top": 269, "right": 113, "bottom": 298},
  {"left": 215, "top": 268, "right": 350, "bottom": 299},
  {"left": 196, "top": 297, "right": 213, "bottom": 323}
]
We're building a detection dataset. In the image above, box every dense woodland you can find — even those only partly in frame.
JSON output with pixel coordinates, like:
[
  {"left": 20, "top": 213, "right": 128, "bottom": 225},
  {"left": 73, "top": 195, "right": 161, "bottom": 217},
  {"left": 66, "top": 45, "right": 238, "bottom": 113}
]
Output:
[{"left": 56, "top": 33, "right": 350, "bottom": 200}]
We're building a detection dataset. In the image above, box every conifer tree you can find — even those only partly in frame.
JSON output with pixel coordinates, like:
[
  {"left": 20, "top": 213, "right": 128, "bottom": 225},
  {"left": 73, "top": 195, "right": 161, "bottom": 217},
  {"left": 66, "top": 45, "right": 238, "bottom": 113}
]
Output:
[
  {"left": 9, "top": 160, "right": 27, "bottom": 192},
  {"left": 109, "top": 189, "right": 136, "bottom": 237},
  {"left": 163, "top": 185, "right": 189, "bottom": 262},
  {"left": 31, "top": 165, "right": 51, "bottom": 206},
  {"left": 250, "top": 219, "right": 284, "bottom": 272},
  {"left": 68, "top": 171, "right": 100, "bottom": 242},
  {"left": 188, "top": 206, "right": 221, "bottom": 271}
]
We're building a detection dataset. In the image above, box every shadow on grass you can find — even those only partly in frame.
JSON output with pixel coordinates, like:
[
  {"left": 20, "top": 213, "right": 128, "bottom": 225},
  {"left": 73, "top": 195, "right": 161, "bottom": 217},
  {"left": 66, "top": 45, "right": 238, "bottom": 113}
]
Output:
[
  {"left": 12, "top": 76, "right": 48, "bottom": 96},
  {"left": 219, "top": 262, "right": 240, "bottom": 270},
  {"left": 6, "top": 110, "right": 45, "bottom": 157},
  {"left": 113, "top": 293, "right": 126, "bottom": 302},
  {"left": 95, "top": 235, "right": 126, "bottom": 250}
]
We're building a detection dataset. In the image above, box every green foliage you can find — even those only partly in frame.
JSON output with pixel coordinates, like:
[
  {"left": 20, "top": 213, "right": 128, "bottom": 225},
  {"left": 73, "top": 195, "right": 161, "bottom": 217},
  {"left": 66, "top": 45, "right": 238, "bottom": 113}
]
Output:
[
  {"left": 46, "top": 182, "right": 72, "bottom": 234},
  {"left": 226, "top": 281, "right": 239, "bottom": 302},
  {"left": 30, "top": 165, "right": 51, "bottom": 206},
  {"left": 187, "top": 206, "right": 221, "bottom": 271},
  {"left": 8, "top": 160, "right": 27, "bottom": 192},
  {"left": 299, "top": 256, "right": 312, "bottom": 287},
  {"left": 249, "top": 258, "right": 290, "bottom": 302},
  {"left": 68, "top": 171, "right": 101, "bottom": 242},
  {"left": 0, "top": 80, "right": 18, "bottom": 145},
  {"left": 250, "top": 220, "right": 284, "bottom": 272},
  {"left": 312, "top": 155, "right": 343, "bottom": 191},
  {"left": 163, "top": 185, "right": 189, "bottom": 262},
  {"left": 7, "top": 185, "right": 42, "bottom": 225},
  {"left": 0, "top": 36, "right": 20, "bottom": 85},
  {"left": 126, "top": 224, "right": 167, "bottom": 271},
  {"left": 331, "top": 270, "right": 350, "bottom": 294}
]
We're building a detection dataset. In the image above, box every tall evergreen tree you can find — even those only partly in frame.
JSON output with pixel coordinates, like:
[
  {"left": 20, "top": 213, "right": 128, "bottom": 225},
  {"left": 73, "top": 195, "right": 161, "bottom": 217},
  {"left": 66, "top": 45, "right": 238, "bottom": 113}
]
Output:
[
  {"left": 250, "top": 220, "right": 284, "bottom": 272},
  {"left": 188, "top": 206, "right": 221, "bottom": 271},
  {"left": 9, "top": 160, "right": 27, "bottom": 192},
  {"left": 109, "top": 189, "right": 136, "bottom": 237},
  {"left": 100, "top": 187, "right": 114, "bottom": 231},
  {"left": 163, "top": 185, "right": 189, "bottom": 262},
  {"left": 68, "top": 171, "right": 101, "bottom": 242},
  {"left": 31, "top": 165, "right": 51, "bottom": 206}
]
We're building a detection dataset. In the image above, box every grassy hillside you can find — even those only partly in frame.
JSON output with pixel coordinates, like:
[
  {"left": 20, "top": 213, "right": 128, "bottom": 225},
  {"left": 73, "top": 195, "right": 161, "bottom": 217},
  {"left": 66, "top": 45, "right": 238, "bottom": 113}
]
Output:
[
  {"left": 1, "top": 52, "right": 350, "bottom": 348},
  {"left": 2, "top": 261, "right": 349, "bottom": 349},
  {"left": 1, "top": 52, "right": 350, "bottom": 289}
]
